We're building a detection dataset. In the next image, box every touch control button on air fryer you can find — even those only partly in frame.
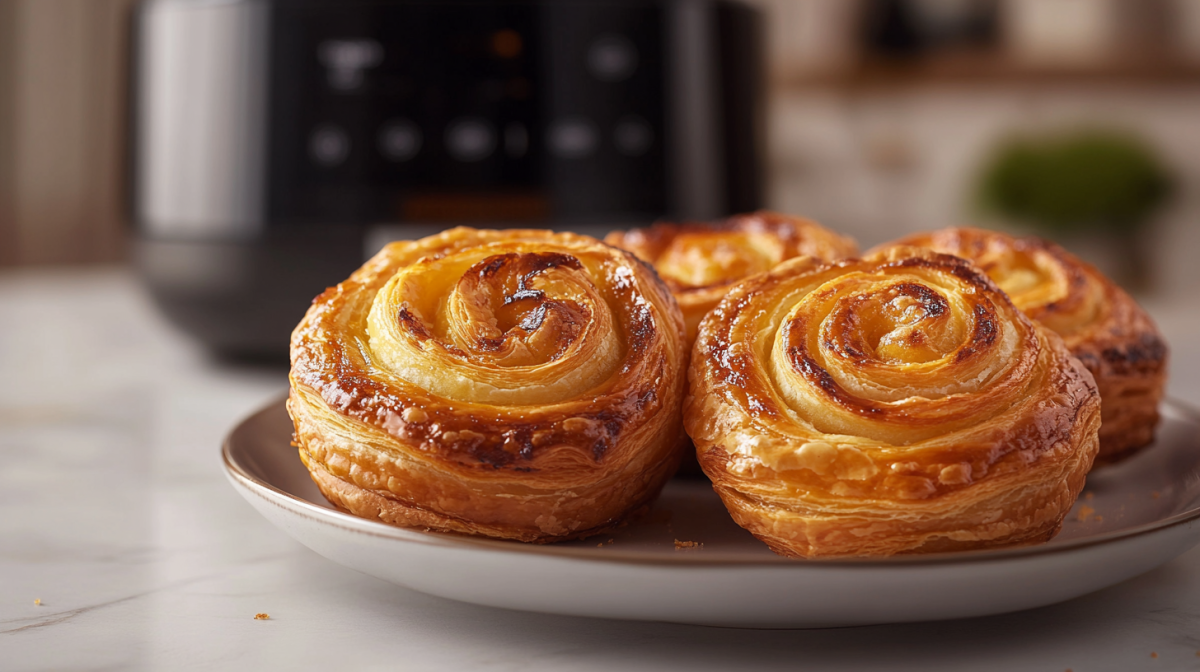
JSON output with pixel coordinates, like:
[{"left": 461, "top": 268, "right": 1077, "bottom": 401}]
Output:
[
  {"left": 613, "top": 116, "right": 653, "bottom": 156},
  {"left": 445, "top": 117, "right": 496, "bottom": 162},
  {"left": 310, "top": 124, "right": 350, "bottom": 166},
  {"left": 378, "top": 119, "right": 422, "bottom": 161},
  {"left": 318, "top": 39, "right": 383, "bottom": 91},
  {"left": 587, "top": 35, "right": 637, "bottom": 82},
  {"left": 547, "top": 118, "right": 599, "bottom": 159}
]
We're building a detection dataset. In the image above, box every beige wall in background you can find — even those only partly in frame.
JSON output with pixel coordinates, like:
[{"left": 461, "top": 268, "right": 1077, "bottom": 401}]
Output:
[{"left": 0, "top": 0, "right": 135, "bottom": 266}]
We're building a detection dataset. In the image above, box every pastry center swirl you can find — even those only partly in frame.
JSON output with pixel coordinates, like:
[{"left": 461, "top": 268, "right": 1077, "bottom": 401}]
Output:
[
  {"left": 980, "top": 248, "right": 1070, "bottom": 313},
  {"left": 988, "top": 249, "right": 1104, "bottom": 338},
  {"left": 762, "top": 261, "right": 1031, "bottom": 443},
  {"left": 656, "top": 232, "right": 782, "bottom": 288},
  {"left": 452, "top": 252, "right": 592, "bottom": 366},
  {"left": 828, "top": 282, "right": 957, "bottom": 364},
  {"left": 366, "top": 248, "right": 623, "bottom": 406}
]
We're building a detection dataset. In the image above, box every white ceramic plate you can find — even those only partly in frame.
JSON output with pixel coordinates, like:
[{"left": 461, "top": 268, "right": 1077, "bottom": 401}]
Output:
[{"left": 223, "top": 398, "right": 1200, "bottom": 628}]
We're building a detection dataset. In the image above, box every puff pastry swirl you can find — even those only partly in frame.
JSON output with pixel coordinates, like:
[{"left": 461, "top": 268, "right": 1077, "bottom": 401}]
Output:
[
  {"left": 878, "top": 228, "right": 1167, "bottom": 461},
  {"left": 684, "top": 247, "right": 1101, "bottom": 558},
  {"left": 605, "top": 211, "right": 858, "bottom": 342},
  {"left": 288, "top": 228, "right": 688, "bottom": 542}
]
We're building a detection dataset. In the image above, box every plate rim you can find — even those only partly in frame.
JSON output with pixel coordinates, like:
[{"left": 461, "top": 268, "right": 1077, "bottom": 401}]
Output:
[{"left": 223, "top": 396, "right": 1200, "bottom": 568}]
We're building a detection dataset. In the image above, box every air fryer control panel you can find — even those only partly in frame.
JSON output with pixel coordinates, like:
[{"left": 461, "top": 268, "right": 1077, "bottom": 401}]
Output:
[{"left": 268, "top": 1, "right": 668, "bottom": 227}]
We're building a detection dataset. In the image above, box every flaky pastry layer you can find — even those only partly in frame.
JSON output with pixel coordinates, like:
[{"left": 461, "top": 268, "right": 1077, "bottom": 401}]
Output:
[
  {"left": 289, "top": 228, "right": 688, "bottom": 542},
  {"left": 684, "top": 248, "right": 1101, "bottom": 558},
  {"left": 877, "top": 228, "right": 1167, "bottom": 461},
  {"left": 606, "top": 211, "right": 858, "bottom": 343}
]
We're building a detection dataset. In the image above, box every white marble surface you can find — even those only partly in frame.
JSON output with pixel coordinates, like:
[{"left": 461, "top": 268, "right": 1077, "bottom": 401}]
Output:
[{"left": 3, "top": 268, "right": 1200, "bottom": 671}]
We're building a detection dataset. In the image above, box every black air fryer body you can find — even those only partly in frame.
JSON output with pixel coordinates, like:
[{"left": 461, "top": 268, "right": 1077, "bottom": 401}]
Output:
[{"left": 133, "top": 0, "right": 763, "bottom": 356}]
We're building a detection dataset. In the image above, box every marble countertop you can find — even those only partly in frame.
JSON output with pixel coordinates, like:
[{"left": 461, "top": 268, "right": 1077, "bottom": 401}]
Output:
[{"left": 3, "top": 268, "right": 1200, "bottom": 672}]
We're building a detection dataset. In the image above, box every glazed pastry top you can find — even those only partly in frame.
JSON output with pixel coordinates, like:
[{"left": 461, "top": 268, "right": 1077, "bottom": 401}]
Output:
[
  {"left": 609, "top": 210, "right": 857, "bottom": 293},
  {"left": 290, "top": 227, "right": 687, "bottom": 479},
  {"left": 686, "top": 246, "right": 1098, "bottom": 502},
  {"left": 606, "top": 211, "right": 858, "bottom": 340}
]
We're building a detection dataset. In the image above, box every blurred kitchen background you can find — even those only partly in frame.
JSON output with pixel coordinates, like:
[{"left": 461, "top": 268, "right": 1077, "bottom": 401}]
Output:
[{"left": 1, "top": 0, "right": 1199, "bottom": 357}]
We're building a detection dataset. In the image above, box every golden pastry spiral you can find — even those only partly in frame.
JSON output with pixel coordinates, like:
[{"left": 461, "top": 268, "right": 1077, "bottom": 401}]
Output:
[
  {"left": 685, "top": 247, "right": 1101, "bottom": 558},
  {"left": 289, "top": 228, "right": 688, "bottom": 542},
  {"left": 877, "top": 227, "right": 1167, "bottom": 461},
  {"left": 606, "top": 211, "right": 858, "bottom": 342}
]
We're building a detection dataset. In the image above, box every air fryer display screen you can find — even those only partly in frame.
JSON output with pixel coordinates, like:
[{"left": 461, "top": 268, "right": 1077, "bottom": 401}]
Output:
[{"left": 267, "top": 1, "right": 668, "bottom": 227}]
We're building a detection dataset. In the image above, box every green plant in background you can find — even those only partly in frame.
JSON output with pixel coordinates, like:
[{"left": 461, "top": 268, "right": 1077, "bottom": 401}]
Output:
[{"left": 977, "top": 129, "right": 1173, "bottom": 236}]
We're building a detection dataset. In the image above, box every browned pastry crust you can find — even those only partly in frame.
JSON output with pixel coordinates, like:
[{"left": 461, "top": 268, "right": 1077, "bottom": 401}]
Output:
[
  {"left": 684, "top": 247, "right": 1101, "bottom": 558},
  {"left": 876, "top": 228, "right": 1167, "bottom": 462},
  {"left": 605, "top": 211, "right": 858, "bottom": 343},
  {"left": 288, "top": 227, "right": 689, "bottom": 543}
]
